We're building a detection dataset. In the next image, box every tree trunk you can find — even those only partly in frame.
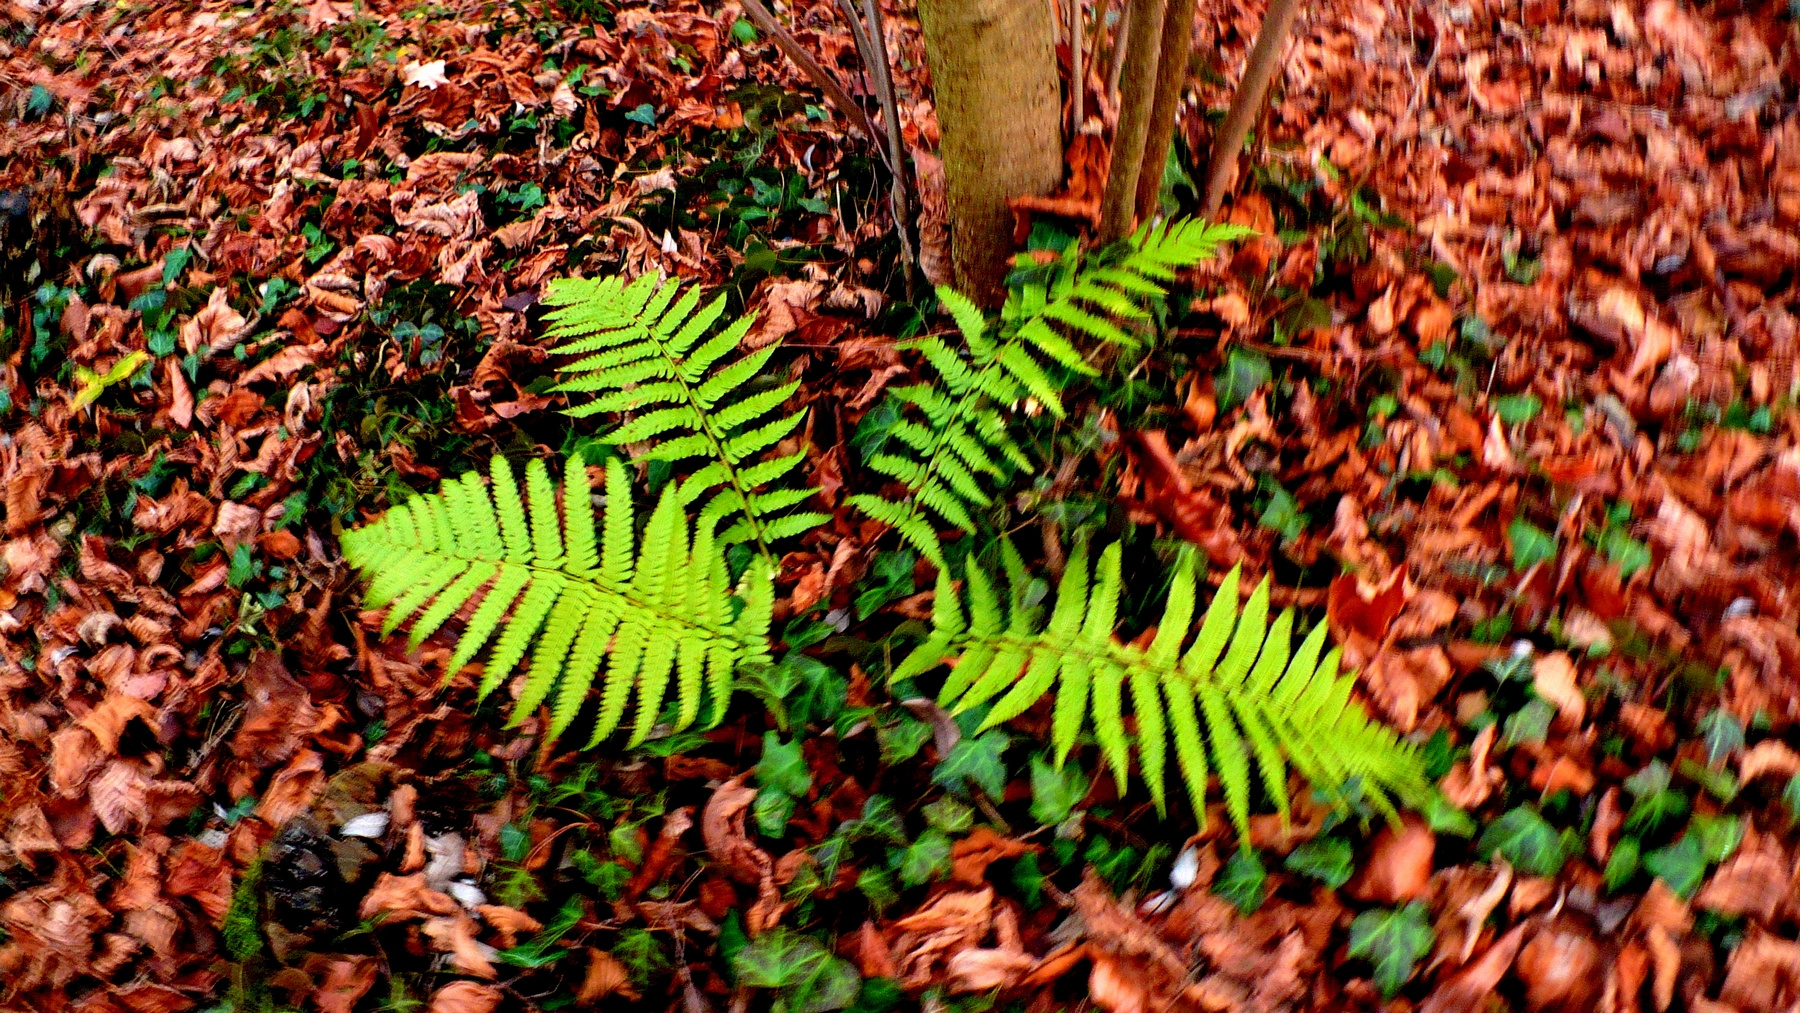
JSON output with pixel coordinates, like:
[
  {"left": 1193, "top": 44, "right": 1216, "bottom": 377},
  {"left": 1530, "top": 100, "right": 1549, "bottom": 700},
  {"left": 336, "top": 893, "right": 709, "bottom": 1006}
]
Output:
[
  {"left": 1201, "top": 0, "right": 1304, "bottom": 216},
  {"left": 918, "top": 0, "right": 1063, "bottom": 304},
  {"left": 1096, "top": 0, "right": 1170, "bottom": 243},
  {"left": 1133, "top": 0, "right": 1199, "bottom": 223}
]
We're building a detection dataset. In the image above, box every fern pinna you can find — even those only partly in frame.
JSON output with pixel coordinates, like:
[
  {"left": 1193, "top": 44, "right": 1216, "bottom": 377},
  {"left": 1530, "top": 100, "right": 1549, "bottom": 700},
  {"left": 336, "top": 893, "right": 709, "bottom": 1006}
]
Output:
[
  {"left": 341, "top": 454, "right": 774, "bottom": 748},
  {"left": 542, "top": 273, "right": 827, "bottom": 558},
  {"left": 850, "top": 218, "right": 1253, "bottom": 566},
  {"left": 894, "top": 543, "right": 1427, "bottom": 835}
]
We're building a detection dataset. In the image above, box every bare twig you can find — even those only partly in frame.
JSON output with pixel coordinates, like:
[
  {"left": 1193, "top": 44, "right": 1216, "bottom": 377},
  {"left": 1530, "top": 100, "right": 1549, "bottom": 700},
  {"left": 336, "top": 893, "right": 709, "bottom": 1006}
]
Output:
[
  {"left": 739, "top": 0, "right": 887, "bottom": 163},
  {"left": 1068, "top": 0, "right": 1085, "bottom": 131},
  {"left": 860, "top": 0, "right": 918, "bottom": 299},
  {"left": 1133, "top": 0, "right": 1199, "bottom": 221},
  {"left": 1098, "top": 0, "right": 1170, "bottom": 241},
  {"left": 1200, "top": 0, "right": 1305, "bottom": 215},
  {"left": 1105, "top": 0, "right": 1130, "bottom": 107}
]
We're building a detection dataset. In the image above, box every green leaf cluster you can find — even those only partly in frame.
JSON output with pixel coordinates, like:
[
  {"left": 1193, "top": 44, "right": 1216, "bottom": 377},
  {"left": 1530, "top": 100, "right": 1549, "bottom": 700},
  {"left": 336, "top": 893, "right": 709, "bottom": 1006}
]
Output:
[
  {"left": 894, "top": 541, "right": 1427, "bottom": 836},
  {"left": 851, "top": 219, "right": 1252, "bottom": 565},
  {"left": 341, "top": 453, "right": 774, "bottom": 748},
  {"left": 543, "top": 273, "right": 828, "bottom": 556}
]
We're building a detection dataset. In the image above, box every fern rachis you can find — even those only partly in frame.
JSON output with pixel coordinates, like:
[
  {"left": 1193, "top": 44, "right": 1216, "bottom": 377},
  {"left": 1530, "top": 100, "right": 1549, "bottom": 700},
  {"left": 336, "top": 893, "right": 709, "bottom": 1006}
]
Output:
[
  {"left": 342, "top": 453, "right": 775, "bottom": 748},
  {"left": 895, "top": 543, "right": 1427, "bottom": 836},
  {"left": 542, "top": 273, "right": 827, "bottom": 558},
  {"left": 851, "top": 218, "right": 1254, "bottom": 565}
]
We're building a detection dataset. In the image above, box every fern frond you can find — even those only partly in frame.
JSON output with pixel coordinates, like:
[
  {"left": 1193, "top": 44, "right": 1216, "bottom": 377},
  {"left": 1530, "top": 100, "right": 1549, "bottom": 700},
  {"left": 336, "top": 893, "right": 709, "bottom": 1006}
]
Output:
[
  {"left": 894, "top": 541, "right": 1427, "bottom": 839},
  {"left": 853, "top": 216, "right": 1247, "bottom": 565},
  {"left": 343, "top": 454, "right": 775, "bottom": 749},
  {"left": 542, "top": 274, "right": 826, "bottom": 560}
]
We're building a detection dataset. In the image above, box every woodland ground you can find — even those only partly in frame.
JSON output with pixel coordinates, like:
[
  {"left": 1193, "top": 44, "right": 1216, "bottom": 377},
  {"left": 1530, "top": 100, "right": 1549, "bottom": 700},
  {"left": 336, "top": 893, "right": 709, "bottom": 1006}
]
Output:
[{"left": 2, "top": 0, "right": 1799, "bottom": 1012}]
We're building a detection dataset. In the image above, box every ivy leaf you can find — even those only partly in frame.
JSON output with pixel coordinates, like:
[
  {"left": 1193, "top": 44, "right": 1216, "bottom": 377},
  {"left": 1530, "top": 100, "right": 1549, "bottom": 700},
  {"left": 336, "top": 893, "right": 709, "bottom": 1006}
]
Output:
[
  {"left": 1624, "top": 759, "right": 1672, "bottom": 798},
  {"left": 1477, "top": 806, "right": 1568, "bottom": 877},
  {"left": 1508, "top": 517, "right": 1557, "bottom": 572},
  {"left": 1623, "top": 790, "right": 1689, "bottom": 839},
  {"left": 922, "top": 797, "right": 974, "bottom": 834},
  {"left": 850, "top": 795, "right": 907, "bottom": 845},
  {"left": 1643, "top": 834, "right": 1708, "bottom": 899},
  {"left": 1347, "top": 902, "right": 1435, "bottom": 999},
  {"left": 877, "top": 715, "right": 932, "bottom": 765},
  {"left": 1688, "top": 814, "right": 1743, "bottom": 863},
  {"left": 1501, "top": 698, "right": 1555, "bottom": 748},
  {"left": 1029, "top": 755, "right": 1091, "bottom": 827},
  {"left": 1211, "top": 848, "right": 1266, "bottom": 914},
  {"left": 730, "top": 929, "right": 861, "bottom": 1013},
  {"left": 1215, "top": 347, "right": 1272, "bottom": 411},
  {"left": 1603, "top": 836, "right": 1641, "bottom": 893},
  {"left": 898, "top": 828, "right": 953, "bottom": 887},
  {"left": 1596, "top": 525, "right": 1651, "bottom": 579},
  {"left": 1696, "top": 710, "right": 1745, "bottom": 767},
  {"left": 931, "top": 729, "right": 1009, "bottom": 802},
  {"left": 753, "top": 787, "right": 796, "bottom": 838},
  {"left": 1420, "top": 792, "right": 1477, "bottom": 838},
  {"left": 757, "top": 732, "right": 813, "bottom": 797},
  {"left": 1283, "top": 837, "right": 1354, "bottom": 889},
  {"left": 1493, "top": 392, "right": 1541, "bottom": 425}
]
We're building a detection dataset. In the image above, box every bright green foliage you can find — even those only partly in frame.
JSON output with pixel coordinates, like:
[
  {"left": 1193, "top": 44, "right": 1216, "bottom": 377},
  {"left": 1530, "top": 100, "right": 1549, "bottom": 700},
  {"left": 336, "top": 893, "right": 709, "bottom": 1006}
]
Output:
[
  {"left": 1348, "top": 902, "right": 1435, "bottom": 998},
  {"left": 341, "top": 454, "right": 774, "bottom": 748},
  {"left": 850, "top": 218, "right": 1251, "bottom": 565},
  {"left": 894, "top": 542, "right": 1427, "bottom": 837},
  {"left": 541, "top": 273, "right": 827, "bottom": 557}
]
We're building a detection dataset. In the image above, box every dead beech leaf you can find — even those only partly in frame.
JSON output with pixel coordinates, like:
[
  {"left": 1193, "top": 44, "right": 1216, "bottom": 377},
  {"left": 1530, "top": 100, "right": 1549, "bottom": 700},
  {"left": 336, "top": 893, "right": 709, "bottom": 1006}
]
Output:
[
  {"left": 1347, "top": 817, "right": 1435, "bottom": 904},
  {"left": 949, "top": 826, "right": 1032, "bottom": 886},
  {"left": 426, "top": 981, "right": 502, "bottom": 1013},
  {"left": 1090, "top": 955, "right": 1150, "bottom": 1013},
  {"left": 180, "top": 287, "right": 250, "bottom": 356},
  {"left": 1531, "top": 652, "right": 1585, "bottom": 728},
  {"left": 314, "top": 956, "right": 378, "bottom": 1013},
  {"left": 402, "top": 59, "right": 449, "bottom": 90},
  {"left": 1420, "top": 923, "right": 1527, "bottom": 1013},
  {"left": 422, "top": 912, "right": 497, "bottom": 978},
  {"left": 577, "top": 948, "right": 640, "bottom": 1003},
  {"left": 701, "top": 774, "right": 770, "bottom": 886},
  {"left": 1514, "top": 920, "right": 1601, "bottom": 1013},
  {"left": 1738, "top": 739, "right": 1800, "bottom": 783},
  {"left": 1457, "top": 861, "right": 1512, "bottom": 963}
]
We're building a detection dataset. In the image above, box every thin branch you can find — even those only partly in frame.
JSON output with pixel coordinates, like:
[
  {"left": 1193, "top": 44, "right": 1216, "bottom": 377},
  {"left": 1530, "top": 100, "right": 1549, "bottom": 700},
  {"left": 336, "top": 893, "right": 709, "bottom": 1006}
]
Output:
[
  {"left": 1133, "top": 0, "right": 1198, "bottom": 222},
  {"left": 1105, "top": 0, "right": 1130, "bottom": 107},
  {"left": 1097, "top": 0, "right": 1170, "bottom": 242},
  {"left": 1068, "top": 0, "right": 1085, "bottom": 131},
  {"left": 739, "top": 0, "right": 888, "bottom": 163},
  {"left": 1200, "top": 0, "right": 1305, "bottom": 215},
  {"left": 860, "top": 0, "right": 919, "bottom": 300}
]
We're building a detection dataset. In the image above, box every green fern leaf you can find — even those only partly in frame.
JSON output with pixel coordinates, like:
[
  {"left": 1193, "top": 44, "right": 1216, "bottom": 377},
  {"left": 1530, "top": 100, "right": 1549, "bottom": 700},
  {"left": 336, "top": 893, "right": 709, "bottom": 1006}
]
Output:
[
  {"left": 896, "top": 539, "right": 1427, "bottom": 839},
  {"left": 542, "top": 274, "right": 819, "bottom": 559},
  {"left": 853, "top": 216, "right": 1246, "bottom": 565},
  {"left": 343, "top": 454, "right": 774, "bottom": 749}
]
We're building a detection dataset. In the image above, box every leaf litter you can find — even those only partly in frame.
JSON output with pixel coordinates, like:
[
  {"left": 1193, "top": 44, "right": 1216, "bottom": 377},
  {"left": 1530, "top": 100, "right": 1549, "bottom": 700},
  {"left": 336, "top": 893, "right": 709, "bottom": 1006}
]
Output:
[{"left": 2, "top": 0, "right": 1800, "bottom": 1009}]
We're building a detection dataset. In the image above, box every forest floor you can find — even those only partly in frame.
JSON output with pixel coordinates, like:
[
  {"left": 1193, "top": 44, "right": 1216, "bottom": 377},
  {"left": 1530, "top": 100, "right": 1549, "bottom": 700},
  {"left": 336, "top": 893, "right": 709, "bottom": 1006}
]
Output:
[{"left": 2, "top": 0, "right": 1800, "bottom": 1011}]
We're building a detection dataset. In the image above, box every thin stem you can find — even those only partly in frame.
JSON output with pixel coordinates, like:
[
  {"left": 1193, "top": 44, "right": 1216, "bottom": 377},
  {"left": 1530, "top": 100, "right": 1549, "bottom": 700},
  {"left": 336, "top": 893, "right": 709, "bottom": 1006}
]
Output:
[
  {"left": 1201, "top": 0, "right": 1305, "bottom": 215},
  {"left": 739, "top": 0, "right": 888, "bottom": 164}
]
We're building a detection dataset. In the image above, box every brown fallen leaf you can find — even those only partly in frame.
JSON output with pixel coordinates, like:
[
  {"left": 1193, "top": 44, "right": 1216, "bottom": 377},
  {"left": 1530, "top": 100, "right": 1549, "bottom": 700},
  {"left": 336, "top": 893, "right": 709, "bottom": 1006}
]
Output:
[
  {"left": 576, "top": 948, "right": 640, "bottom": 1003},
  {"left": 1346, "top": 817, "right": 1435, "bottom": 904},
  {"left": 1514, "top": 919, "right": 1602, "bottom": 1013},
  {"left": 1420, "top": 923, "right": 1528, "bottom": 1013},
  {"left": 949, "top": 825, "right": 1033, "bottom": 886},
  {"left": 426, "top": 981, "right": 503, "bottom": 1013},
  {"left": 313, "top": 955, "right": 378, "bottom": 1013}
]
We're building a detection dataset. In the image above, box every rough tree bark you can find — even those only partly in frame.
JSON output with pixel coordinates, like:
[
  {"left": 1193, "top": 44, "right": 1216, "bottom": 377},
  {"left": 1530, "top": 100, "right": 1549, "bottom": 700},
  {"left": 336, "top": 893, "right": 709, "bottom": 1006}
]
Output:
[
  {"left": 1132, "top": 0, "right": 1200, "bottom": 222},
  {"left": 1096, "top": 0, "right": 1170, "bottom": 243},
  {"left": 1201, "top": 0, "right": 1304, "bottom": 215},
  {"left": 917, "top": 0, "right": 1063, "bottom": 304}
]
